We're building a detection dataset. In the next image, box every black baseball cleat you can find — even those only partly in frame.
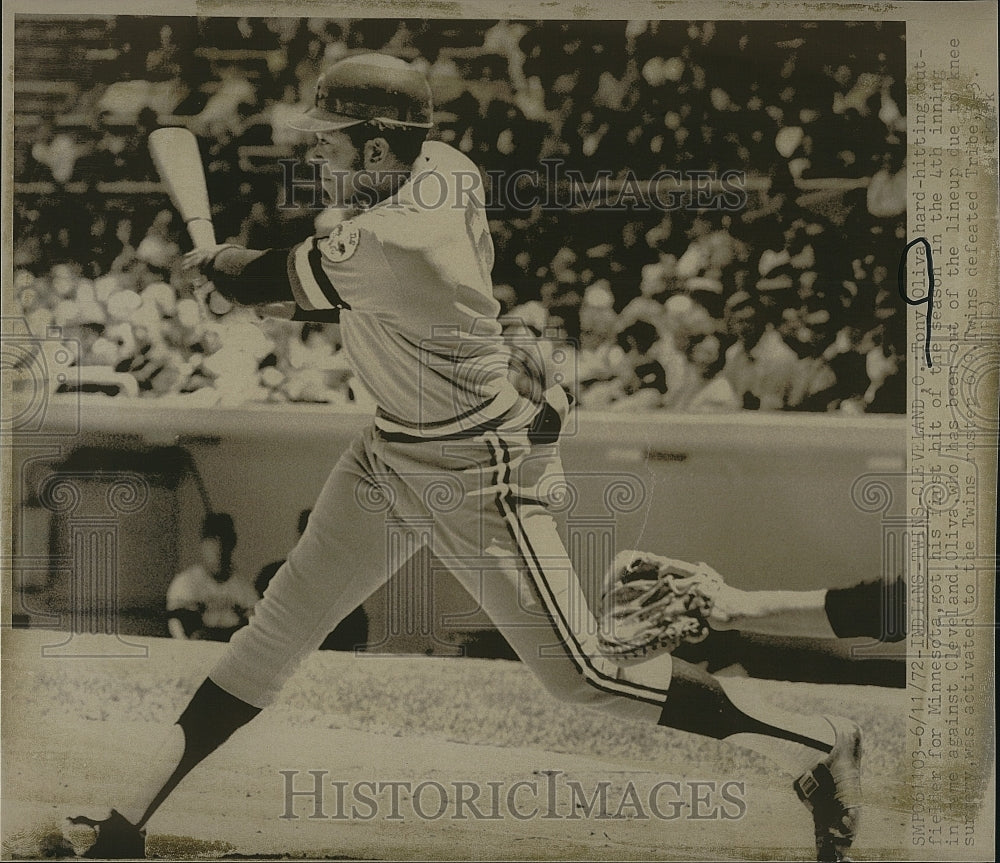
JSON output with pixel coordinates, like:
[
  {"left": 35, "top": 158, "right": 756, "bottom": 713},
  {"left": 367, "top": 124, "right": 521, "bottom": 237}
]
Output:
[
  {"left": 68, "top": 810, "right": 146, "bottom": 860},
  {"left": 793, "top": 716, "right": 862, "bottom": 862}
]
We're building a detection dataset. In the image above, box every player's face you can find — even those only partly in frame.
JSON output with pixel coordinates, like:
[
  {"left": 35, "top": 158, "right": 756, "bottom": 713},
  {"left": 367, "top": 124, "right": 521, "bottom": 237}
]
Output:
[{"left": 312, "top": 131, "right": 363, "bottom": 206}]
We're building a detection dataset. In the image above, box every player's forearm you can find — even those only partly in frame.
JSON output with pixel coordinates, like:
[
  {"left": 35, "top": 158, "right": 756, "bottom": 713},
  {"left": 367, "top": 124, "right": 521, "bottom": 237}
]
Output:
[
  {"left": 209, "top": 247, "right": 294, "bottom": 305},
  {"left": 167, "top": 617, "right": 189, "bottom": 640},
  {"left": 709, "top": 586, "right": 836, "bottom": 638},
  {"left": 212, "top": 246, "right": 267, "bottom": 277},
  {"left": 737, "top": 589, "right": 836, "bottom": 638},
  {"left": 196, "top": 246, "right": 341, "bottom": 321}
]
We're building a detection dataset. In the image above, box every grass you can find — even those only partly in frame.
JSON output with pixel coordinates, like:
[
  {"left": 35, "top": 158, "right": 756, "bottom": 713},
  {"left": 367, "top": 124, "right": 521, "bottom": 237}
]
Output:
[{"left": 16, "top": 640, "right": 909, "bottom": 813}]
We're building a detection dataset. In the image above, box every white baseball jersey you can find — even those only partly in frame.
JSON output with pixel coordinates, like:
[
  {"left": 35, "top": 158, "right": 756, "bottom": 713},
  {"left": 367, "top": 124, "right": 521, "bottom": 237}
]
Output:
[{"left": 286, "top": 141, "right": 535, "bottom": 438}]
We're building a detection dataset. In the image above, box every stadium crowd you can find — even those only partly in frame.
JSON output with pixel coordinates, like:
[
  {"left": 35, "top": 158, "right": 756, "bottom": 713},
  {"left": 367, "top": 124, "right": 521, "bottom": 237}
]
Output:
[{"left": 13, "top": 17, "right": 906, "bottom": 412}]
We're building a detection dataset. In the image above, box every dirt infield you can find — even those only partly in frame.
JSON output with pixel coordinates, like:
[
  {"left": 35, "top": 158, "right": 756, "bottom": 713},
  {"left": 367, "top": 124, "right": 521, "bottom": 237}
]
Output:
[{"left": 2, "top": 631, "right": 922, "bottom": 861}]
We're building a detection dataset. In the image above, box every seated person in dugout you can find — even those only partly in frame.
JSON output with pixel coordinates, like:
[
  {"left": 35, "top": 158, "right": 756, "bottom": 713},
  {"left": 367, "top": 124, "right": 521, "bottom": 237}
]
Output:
[{"left": 166, "top": 512, "right": 259, "bottom": 643}]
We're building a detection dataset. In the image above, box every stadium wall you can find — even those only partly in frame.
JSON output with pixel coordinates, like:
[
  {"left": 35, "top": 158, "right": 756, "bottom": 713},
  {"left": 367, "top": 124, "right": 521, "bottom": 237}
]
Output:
[{"left": 19, "top": 400, "right": 906, "bottom": 653}]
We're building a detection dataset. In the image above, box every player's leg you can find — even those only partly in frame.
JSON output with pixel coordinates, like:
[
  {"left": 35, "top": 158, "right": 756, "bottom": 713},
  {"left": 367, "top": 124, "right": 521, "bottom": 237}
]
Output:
[
  {"left": 431, "top": 434, "right": 841, "bottom": 773},
  {"left": 461, "top": 502, "right": 858, "bottom": 861},
  {"left": 464, "top": 499, "right": 840, "bottom": 773},
  {"left": 81, "top": 429, "right": 407, "bottom": 854},
  {"left": 434, "top": 434, "right": 859, "bottom": 861}
]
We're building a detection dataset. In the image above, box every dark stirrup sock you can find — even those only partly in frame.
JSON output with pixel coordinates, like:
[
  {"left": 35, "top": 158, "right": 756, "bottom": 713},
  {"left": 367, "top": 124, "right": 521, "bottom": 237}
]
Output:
[
  {"left": 657, "top": 662, "right": 832, "bottom": 752},
  {"left": 137, "top": 678, "right": 262, "bottom": 828}
]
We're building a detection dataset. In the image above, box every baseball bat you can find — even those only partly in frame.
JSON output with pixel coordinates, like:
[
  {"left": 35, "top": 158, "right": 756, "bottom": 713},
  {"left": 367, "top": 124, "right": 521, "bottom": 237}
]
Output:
[{"left": 148, "top": 127, "right": 217, "bottom": 248}]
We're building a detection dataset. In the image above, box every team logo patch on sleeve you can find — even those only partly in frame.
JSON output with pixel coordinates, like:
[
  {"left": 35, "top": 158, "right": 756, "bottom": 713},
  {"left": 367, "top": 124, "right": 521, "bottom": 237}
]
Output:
[{"left": 319, "top": 223, "right": 361, "bottom": 263}]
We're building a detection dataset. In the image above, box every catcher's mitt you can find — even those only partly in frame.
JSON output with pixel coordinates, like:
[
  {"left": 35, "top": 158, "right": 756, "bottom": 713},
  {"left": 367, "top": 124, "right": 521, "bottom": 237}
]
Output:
[{"left": 597, "top": 550, "right": 725, "bottom": 664}]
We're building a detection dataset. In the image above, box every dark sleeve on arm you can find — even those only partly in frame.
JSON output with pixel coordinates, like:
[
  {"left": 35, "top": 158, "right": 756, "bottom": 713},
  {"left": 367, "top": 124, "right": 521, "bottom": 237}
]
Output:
[
  {"left": 824, "top": 578, "right": 906, "bottom": 642},
  {"left": 291, "top": 307, "right": 343, "bottom": 323},
  {"left": 210, "top": 248, "right": 294, "bottom": 305}
]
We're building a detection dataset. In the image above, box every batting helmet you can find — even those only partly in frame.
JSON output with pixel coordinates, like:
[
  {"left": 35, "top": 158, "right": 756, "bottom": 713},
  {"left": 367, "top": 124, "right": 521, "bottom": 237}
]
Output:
[{"left": 289, "top": 54, "right": 433, "bottom": 133}]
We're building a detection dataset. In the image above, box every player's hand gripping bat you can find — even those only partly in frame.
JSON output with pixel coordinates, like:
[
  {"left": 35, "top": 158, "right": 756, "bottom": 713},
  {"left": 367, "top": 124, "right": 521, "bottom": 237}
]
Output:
[{"left": 149, "top": 126, "right": 295, "bottom": 320}]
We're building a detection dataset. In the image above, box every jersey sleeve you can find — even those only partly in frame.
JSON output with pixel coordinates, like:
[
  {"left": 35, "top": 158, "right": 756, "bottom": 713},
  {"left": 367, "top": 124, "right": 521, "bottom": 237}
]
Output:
[{"left": 287, "top": 221, "right": 392, "bottom": 314}]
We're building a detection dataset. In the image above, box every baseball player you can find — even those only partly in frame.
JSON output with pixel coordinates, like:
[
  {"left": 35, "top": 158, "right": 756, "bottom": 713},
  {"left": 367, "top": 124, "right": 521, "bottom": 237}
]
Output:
[
  {"left": 166, "top": 512, "right": 258, "bottom": 643},
  {"left": 73, "top": 55, "right": 861, "bottom": 862}
]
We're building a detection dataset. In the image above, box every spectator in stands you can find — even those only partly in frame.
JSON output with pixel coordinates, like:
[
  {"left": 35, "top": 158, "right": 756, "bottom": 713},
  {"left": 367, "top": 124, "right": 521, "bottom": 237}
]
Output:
[
  {"left": 96, "top": 74, "right": 186, "bottom": 121},
  {"left": 135, "top": 210, "right": 180, "bottom": 274},
  {"left": 292, "top": 36, "right": 331, "bottom": 100},
  {"left": 107, "top": 216, "right": 146, "bottom": 281},
  {"left": 190, "top": 68, "right": 258, "bottom": 139},
  {"left": 259, "top": 80, "right": 312, "bottom": 148},
  {"left": 189, "top": 311, "right": 273, "bottom": 406},
  {"left": 867, "top": 150, "right": 906, "bottom": 218},
  {"left": 270, "top": 321, "right": 353, "bottom": 404},
  {"left": 13, "top": 18, "right": 906, "bottom": 414},
  {"left": 144, "top": 23, "right": 184, "bottom": 81},
  {"left": 863, "top": 329, "right": 903, "bottom": 413},
  {"left": 664, "top": 332, "right": 740, "bottom": 412},
  {"left": 617, "top": 261, "right": 670, "bottom": 333},
  {"left": 166, "top": 512, "right": 258, "bottom": 642},
  {"left": 576, "top": 280, "right": 618, "bottom": 378},
  {"left": 610, "top": 320, "right": 669, "bottom": 409},
  {"left": 29, "top": 123, "right": 85, "bottom": 184},
  {"left": 722, "top": 289, "right": 796, "bottom": 411}
]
